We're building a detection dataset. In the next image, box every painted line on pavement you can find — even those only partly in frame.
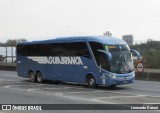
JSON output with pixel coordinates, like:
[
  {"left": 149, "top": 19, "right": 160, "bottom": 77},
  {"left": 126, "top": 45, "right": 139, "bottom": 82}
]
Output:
[
  {"left": 93, "top": 95, "right": 146, "bottom": 99},
  {"left": 54, "top": 92, "right": 117, "bottom": 104},
  {"left": 4, "top": 87, "right": 116, "bottom": 104}
]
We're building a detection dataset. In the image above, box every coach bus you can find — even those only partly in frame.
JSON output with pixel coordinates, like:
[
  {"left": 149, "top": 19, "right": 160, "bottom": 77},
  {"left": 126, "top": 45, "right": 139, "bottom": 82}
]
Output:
[{"left": 16, "top": 36, "right": 135, "bottom": 88}]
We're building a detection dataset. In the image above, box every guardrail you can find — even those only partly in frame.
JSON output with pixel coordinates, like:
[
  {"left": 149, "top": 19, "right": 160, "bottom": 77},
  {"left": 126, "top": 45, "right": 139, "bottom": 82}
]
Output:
[
  {"left": 135, "top": 72, "right": 160, "bottom": 82},
  {"left": 0, "top": 63, "right": 16, "bottom": 71}
]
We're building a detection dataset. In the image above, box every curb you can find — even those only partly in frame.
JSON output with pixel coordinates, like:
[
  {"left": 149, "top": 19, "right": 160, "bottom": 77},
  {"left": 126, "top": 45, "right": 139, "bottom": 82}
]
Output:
[
  {"left": 135, "top": 72, "right": 160, "bottom": 82},
  {"left": 0, "top": 65, "right": 16, "bottom": 71}
]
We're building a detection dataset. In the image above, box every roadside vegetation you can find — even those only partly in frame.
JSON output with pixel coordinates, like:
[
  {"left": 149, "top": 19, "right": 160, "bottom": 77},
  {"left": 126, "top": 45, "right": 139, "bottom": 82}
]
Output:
[{"left": 130, "top": 40, "right": 160, "bottom": 69}]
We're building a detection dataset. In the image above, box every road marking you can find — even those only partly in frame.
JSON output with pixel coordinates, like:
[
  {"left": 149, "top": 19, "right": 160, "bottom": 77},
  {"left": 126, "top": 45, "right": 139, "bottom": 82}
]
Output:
[
  {"left": 54, "top": 92, "right": 117, "bottom": 104},
  {"left": 93, "top": 95, "right": 146, "bottom": 99},
  {"left": 3, "top": 85, "right": 11, "bottom": 88},
  {"left": 0, "top": 79, "right": 8, "bottom": 81},
  {"left": 96, "top": 90, "right": 157, "bottom": 98},
  {"left": 64, "top": 90, "right": 108, "bottom": 94},
  {"left": 27, "top": 89, "right": 35, "bottom": 91},
  {"left": 43, "top": 87, "right": 72, "bottom": 90},
  {"left": 3, "top": 85, "right": 160, "bottom": 105},
  {"left": 2, "top": 78, "right": 160, "bottom": 105},
  {"left": 3, "top": 73, "right": 17, "bottom": 76},
  {"left": 7, "top": 85, "right": 160, "bottom": 99},
  {"left": 109, "top": 91, "right": 160, "bottom": 99},
  {"left": 5, "top": 87, "right": 116, "bottom": 104},
  {"left": 2, "top": 82, "right": 160, "bottom": 98}
]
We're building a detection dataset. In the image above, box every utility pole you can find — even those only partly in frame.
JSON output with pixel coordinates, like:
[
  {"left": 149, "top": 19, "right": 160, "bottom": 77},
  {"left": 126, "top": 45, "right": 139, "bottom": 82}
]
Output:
[
  {"left": 5, "top": 46, "right": 7, "bottom": 63},
  {"left": 11, "top": 46, "right": 13, "bottom": 63}
]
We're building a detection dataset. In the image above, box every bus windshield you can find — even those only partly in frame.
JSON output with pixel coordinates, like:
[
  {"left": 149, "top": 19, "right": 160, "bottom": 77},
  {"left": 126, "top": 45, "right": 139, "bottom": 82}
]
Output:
[{"left": 104, "top": 45, "right": 134, "bottom": 73}]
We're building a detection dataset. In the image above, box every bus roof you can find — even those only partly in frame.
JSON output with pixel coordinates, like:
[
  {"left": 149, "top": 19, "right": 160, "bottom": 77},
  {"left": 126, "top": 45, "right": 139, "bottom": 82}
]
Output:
[{"left": 17, "top": 36, "right": 127, "bottom": 45}]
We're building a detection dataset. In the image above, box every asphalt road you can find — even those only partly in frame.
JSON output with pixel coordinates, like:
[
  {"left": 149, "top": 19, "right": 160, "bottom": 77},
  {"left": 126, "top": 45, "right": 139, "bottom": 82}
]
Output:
[{"left": 0, "top": 71, "right": 160, "bottom": 113}]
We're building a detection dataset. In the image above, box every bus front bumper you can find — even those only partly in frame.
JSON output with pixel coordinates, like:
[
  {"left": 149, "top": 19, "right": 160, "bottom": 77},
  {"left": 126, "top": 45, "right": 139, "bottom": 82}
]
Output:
[{"left": 100, "top": 72, "right": 135, "bottom": 86}]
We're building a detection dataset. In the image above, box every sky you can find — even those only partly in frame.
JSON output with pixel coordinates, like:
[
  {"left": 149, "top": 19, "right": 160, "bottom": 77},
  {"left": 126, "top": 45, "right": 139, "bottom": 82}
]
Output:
[{"left": 0, "top": 0, "right": 160, "bottom": 42}]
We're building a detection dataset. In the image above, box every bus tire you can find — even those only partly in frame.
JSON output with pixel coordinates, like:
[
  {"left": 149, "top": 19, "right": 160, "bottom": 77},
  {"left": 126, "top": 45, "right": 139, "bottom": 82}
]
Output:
[
  {"left": 87, "top": 76, "right": 96, "bottom": 88},
  {"left": 29, "top": 71, "right": 36, "bottom": 82},
  {"left": 36, "top": 72, "right": 43, "bottom": 83}
]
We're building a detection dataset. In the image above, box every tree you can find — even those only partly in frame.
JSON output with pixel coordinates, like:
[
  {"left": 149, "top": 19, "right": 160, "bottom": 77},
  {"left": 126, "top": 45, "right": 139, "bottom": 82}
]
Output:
[
  {"left": 0, "top": 42, "right": 4, "bottom": 46},
  {"left": 130, "top": 40, "right": 160, "bottom": 69},
  {"left": 5, "top": 38, "right": 27, "bottom": 46}
]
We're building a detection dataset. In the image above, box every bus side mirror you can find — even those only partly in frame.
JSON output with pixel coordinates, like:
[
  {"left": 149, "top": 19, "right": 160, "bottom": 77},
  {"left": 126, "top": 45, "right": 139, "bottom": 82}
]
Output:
[
  {"left": 106, "top": 52, "right": 112, "bottom": 61},
  {"left": 130, "top": 49, "right": 142, "bottom": 60}
]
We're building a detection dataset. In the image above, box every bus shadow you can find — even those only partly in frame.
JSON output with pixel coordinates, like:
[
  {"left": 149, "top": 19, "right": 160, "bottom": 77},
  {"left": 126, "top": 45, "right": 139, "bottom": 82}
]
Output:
[{"left": 97, "top": 85, "right": 129, "bottom": 91}]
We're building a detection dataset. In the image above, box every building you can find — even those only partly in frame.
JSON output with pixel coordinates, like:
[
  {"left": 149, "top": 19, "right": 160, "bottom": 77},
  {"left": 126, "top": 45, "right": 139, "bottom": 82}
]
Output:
[
  {"left": 103, "top": 31, "right": 112, "bottom": 36},
  {"left": 122, "top": 34, "right": 133, "bottom": 46}
]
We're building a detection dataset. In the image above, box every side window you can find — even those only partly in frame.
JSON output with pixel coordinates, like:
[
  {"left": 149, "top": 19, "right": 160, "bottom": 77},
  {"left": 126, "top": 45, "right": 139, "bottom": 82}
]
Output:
[
  {"left": 89, "top": 42, "right": 104, "bottom": 65},
  {"left": 98, "top": 52, "right": 110, "bottom": 70},
  {"left": 17, "top": 44, "right": 30, "bottom": 56},
  {"left": 17, "top": 45, "right": 23, "bottom": 55},
  {"left": 30, "top": 45, "right": 40, "bottom": 56},
  {"left": 51, "top": 43, "right": 68, "bottom": 56},
  {"left": 67, "top": 42, "right": 91, "bottom": 58},
  {"left": 17, "top": 42, "right": 91, "bottom": 58},
  {"left": 29, "top": 44, "right": 64, "bottom": 56},
  {"left": 50, "top": 42, "right": 91, "bottom": 58},
  {"left": 89, "top": 42, "right": 110, "bottom": 70}
]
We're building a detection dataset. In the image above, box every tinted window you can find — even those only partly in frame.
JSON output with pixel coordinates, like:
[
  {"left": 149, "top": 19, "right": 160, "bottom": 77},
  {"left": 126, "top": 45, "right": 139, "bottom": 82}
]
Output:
[
  {"left": 17, "top": 42, "right": 91, "bottom": 58},
  {"left": 89, "top": 42, "right": 110, "bottom": 70},
  {"left": 66, "top": 42, "right": 91, "bottom": 58},
  {"left": 89, "top": 42, "right": 104, "bottom": 65},
  {"left": 17, "top": 45, "right": 30, "bottom": 56}
]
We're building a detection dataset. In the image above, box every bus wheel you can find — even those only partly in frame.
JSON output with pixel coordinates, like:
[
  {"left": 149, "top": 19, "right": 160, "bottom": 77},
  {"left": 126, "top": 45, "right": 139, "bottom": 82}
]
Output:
[
  {"left": 36, "top": 72, "right": 43, "bottom": 83},
  {"left": 29, "top": 71, "right": 36, "bottom": 82},
  {"left": 87, "top": 76, "right": 96, "bottom": 88}
]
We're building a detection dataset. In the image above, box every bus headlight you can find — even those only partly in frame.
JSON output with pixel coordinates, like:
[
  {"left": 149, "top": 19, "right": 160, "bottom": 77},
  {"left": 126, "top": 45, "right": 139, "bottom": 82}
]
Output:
[
  {"left": 133, "top": 73, "right": 135, "bottom": 78},
  {"left": 112, "top": 75, "right": 117, "bottom": 79},
  {"left": 108, "top": 73, "right": 117, "bottom": 79}
]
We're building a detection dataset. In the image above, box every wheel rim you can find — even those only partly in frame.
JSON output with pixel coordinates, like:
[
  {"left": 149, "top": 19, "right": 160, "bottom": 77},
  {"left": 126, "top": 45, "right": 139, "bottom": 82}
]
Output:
[
  {"left": 37, "top": 74, "right": 42, "bottom": 82},
  {"left": 37, "top": 72, "right": 43, "bottom": 83},
  {"left": 30, "top": 72, "right": 35, "bottom": 82},
  {"left": 89, "top": 78, "right": 95, "bottom": 87}
]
